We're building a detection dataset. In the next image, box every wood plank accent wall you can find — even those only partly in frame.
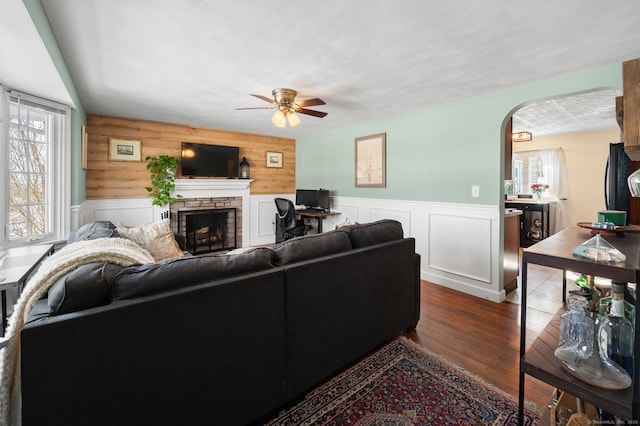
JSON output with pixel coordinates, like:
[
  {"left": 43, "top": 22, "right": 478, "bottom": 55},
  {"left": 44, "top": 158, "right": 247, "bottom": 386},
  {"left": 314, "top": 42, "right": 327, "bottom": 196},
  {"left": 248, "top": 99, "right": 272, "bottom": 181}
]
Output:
[{"left": 85, "top": 115, "right": 295, "bottom": 200}]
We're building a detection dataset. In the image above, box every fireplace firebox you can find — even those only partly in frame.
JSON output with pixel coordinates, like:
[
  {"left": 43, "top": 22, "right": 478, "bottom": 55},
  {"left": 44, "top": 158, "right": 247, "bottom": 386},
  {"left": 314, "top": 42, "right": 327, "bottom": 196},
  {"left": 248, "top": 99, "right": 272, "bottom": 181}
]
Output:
[{"left": 178, "top": 208, "right": 237, "bottom": 254}]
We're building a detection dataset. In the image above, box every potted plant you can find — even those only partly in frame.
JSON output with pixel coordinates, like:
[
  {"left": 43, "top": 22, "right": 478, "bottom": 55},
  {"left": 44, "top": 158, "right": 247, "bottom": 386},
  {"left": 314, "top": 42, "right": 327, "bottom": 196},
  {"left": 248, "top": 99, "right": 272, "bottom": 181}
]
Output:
[{"left": 145, "top": 155, "right": 183, "bottom": 208}]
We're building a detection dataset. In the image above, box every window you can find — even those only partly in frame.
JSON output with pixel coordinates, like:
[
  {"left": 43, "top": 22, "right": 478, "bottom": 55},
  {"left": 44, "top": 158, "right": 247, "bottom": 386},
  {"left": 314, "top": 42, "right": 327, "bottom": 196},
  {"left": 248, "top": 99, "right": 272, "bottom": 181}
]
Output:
[
  {"left": 1, "top": 88, "right": 70, "bottom": 246},
  {"left": 512, "top": 151, "right": 547, "bottom": 195}
]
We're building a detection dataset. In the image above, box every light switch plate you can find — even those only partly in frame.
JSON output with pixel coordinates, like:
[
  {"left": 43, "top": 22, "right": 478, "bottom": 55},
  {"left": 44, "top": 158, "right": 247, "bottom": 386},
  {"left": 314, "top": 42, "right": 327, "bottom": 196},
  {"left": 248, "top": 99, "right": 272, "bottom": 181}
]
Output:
[{"left": 472, "top": 185, "right": 480, "bottom": 197}]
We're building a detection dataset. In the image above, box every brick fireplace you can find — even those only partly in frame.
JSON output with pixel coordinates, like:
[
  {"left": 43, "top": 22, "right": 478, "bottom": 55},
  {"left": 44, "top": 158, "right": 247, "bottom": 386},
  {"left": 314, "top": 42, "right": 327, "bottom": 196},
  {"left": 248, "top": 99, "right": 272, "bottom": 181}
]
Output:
[{"left": 169, "top": 179, "right": 252, "bottom": 251}]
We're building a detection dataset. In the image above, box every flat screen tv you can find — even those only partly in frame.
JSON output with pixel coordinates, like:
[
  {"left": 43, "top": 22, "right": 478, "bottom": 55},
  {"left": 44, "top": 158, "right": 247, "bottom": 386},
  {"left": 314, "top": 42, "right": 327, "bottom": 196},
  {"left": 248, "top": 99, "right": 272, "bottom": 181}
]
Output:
[{"left": 180, "top": 142, "right": 239, "bottom": 178}]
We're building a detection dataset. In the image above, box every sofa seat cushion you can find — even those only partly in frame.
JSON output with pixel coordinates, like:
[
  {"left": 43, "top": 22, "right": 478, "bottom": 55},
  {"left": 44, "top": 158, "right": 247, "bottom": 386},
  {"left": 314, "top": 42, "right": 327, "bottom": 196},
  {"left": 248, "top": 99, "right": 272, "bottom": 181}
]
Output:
[
  {"left": 116, "top": 219, "right": 184, "bottom": 261},
  {"left": 270, "top": 231, "right": 352, "bottom": 266},
  {"left": 340, "top": 219, "right": 404, "bottom": 248},
  {"left": 48, "top": 262, "right": 125, "bottom": 315},
  {"left": 111, "top": 247, "right": 274, "bottom": 300}
]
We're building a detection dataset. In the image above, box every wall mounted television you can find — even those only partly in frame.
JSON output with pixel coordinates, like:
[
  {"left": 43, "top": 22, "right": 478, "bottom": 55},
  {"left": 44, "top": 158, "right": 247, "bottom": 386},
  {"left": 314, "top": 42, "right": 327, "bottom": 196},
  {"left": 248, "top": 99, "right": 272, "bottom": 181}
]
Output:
[{"left": 180, "top": 142, "right": 239, "bottom": 178}]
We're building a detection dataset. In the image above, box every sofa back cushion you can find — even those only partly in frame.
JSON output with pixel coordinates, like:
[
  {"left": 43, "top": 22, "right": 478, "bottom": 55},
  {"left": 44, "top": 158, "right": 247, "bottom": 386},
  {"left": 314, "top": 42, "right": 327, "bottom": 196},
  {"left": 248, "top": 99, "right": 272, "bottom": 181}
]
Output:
[
  {"left": 270, "top": 231, "right": 352, "bottom": 266},
  {"left": 111, "top": 247, "right": 274, "bottom": 300},
  {"left": 340, "top": 219, "right": 404, "bottom": 248},
  {"left": 48, "top": 262, "right": 124, "bottom": 315}
]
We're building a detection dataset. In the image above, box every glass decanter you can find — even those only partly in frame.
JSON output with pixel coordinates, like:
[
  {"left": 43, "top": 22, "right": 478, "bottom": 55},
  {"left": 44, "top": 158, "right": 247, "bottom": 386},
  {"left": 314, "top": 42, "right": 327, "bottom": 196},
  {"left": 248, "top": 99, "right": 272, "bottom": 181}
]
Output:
[
  {"left": 599, "top": 280, "right": 635, "bottom": 326},
  {"left": 597, "top": 281, "right": 634, "bottom": 376},
  {"left": 558, "top": 290, "right": 592, "bottom": 349},
  {"left": 555, "top": 291, "right": 632, "bottom": 390}
]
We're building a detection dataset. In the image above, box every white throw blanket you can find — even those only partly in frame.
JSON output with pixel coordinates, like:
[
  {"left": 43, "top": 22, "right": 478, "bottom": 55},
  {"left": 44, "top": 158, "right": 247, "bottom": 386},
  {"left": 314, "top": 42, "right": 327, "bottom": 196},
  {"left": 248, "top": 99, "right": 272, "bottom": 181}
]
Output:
[{"left": 0, "top": 237, "right": 154, "bottom": 425}]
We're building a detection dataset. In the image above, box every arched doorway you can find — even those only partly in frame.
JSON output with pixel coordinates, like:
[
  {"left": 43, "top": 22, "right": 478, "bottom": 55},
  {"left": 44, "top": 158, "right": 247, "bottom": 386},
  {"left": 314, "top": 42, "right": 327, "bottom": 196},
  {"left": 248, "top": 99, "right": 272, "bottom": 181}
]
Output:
[{"left": 504, "top": 89, "right": 624, "bottom": 231}]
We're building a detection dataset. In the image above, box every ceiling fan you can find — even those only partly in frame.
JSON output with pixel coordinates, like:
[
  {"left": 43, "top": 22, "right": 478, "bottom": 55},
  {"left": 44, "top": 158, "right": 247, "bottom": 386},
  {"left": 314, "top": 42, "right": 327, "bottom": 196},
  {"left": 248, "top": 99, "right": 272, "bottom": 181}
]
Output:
[{"left": 236, "top": 88, "right": 327, "bottom": 128}]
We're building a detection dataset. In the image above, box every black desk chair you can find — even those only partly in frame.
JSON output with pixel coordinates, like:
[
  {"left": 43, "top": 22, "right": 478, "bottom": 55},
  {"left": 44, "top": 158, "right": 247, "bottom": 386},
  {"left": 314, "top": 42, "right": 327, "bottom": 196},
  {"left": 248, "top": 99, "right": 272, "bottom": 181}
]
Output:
[{"left": 274, "top": 198, "right": 310, "bottom": 242}]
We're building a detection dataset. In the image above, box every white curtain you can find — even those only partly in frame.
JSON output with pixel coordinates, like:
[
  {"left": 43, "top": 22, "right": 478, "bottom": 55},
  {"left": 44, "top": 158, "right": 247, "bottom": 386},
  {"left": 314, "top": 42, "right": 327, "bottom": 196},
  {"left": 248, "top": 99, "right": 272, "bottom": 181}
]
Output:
[
  {"left": 0, "top": 86, "right": 7, "bottom": 251},
  {"left": 540, "top": 148, "right": 569, "bottom": 233}
]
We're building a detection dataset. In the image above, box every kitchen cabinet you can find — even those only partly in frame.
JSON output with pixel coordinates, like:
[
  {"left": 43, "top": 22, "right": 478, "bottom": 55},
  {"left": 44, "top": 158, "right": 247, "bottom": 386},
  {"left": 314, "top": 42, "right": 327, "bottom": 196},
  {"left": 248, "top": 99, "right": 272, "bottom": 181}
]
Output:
[
  {"left": 505, "top": 200, "right": 551, "bottom": 248},
  {"left": 504, "top": 209, "right": 521, "bottom": 293},
  {"left": 517, "top": 227, "right": 640, "bottom": 424}
]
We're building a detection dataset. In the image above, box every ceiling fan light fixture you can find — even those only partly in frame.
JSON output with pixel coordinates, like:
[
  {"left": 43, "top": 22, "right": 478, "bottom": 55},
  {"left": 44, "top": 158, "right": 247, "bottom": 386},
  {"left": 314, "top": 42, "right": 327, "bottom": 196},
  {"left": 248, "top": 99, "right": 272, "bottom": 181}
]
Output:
[
  {"left": 512, "top": 131, "right": 532, "bottom": 142},
  {"left": 272, "top": 110, "right": 287, "bottom": 128},
  {"left": 287, "top": 111, "right": 300, "bottom": 127}
]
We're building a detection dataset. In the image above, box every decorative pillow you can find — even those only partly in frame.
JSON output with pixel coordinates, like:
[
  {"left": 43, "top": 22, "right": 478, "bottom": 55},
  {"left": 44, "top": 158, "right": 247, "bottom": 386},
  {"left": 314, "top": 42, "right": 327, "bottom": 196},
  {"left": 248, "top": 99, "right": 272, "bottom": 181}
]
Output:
[
  {"left": 48, "top": 262, "right": 124, "bottom": 315},
  {"left": 334, "top": 218, "right": 355, "bottom": 229},
  {"left": 67, "top": 220, "right": 118, "bottom": 243},
  {"left": 116, "top": 219, "right": 184, "bottom": 261}
]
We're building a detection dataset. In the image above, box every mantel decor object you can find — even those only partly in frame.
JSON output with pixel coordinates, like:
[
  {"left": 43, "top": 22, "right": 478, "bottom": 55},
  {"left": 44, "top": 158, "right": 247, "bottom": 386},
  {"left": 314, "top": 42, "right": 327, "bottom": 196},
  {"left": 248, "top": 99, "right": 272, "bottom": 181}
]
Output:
[{"left": 240, "top": 156, "right": 250, "bottom": 178}]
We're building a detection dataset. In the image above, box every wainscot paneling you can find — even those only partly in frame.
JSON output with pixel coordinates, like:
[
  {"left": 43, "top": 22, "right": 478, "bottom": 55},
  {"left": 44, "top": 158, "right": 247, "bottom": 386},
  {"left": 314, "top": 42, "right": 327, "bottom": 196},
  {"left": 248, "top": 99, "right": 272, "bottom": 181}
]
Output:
[
  {"left": 250, "top": 194, "right": 294, "bottom": 247},
  {"left": 78, "top": 194, "right": 505, "bottom": 302},
  {"left": 83, "top": 198, "right": 156, "bottom": 227},
  {"left": 85, "top": 115, "right": 295, "bottom": 200},
  {"left": 330, "top": 197, "right": 504, "bottom": 302}
]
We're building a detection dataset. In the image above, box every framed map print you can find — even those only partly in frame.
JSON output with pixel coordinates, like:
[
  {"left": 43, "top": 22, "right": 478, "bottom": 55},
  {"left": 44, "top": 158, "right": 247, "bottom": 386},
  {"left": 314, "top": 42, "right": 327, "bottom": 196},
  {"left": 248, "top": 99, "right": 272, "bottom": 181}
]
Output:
[{"left": 355, "top": 132, "right": 386, "bottom": 188}]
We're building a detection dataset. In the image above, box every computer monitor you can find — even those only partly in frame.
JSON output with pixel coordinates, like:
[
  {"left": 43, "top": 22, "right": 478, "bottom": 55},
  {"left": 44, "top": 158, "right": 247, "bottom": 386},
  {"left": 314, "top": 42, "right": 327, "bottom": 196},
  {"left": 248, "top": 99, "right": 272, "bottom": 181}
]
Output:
[
  {"left": 295, "top": 189, "right": 318, "bottom": 207},
  {"left": 317, "top": 189, "right": 330, "bottom": 212}
]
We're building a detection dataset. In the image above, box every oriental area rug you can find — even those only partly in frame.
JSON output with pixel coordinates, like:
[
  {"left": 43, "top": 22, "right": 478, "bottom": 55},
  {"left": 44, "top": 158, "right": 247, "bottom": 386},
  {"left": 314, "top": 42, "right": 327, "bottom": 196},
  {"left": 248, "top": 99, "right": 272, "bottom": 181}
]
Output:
[{"left": 266, "top": 337, "right": 539, "bottom": 426}]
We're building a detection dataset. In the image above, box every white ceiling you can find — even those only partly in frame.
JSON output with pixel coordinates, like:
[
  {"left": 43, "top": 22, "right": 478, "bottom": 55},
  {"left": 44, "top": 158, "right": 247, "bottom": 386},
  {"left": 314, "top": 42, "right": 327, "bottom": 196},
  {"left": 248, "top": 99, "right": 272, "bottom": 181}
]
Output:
[
  {"left": 512, "top": 89, "right": 622, "bottom": 137},
  {"left": 5, "top": 1, "right": 640, "bottom": 139}
]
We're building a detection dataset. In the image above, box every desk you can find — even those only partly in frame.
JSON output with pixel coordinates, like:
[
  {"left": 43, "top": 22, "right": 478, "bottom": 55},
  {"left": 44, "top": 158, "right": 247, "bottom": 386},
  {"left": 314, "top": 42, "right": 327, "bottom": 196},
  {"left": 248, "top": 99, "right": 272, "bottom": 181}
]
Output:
[
  {"left": 0, "top": 244, "right": 54, "bottom": 336},
  {"left": 297, "top": 210, "right": 340, "bottom": 233}
]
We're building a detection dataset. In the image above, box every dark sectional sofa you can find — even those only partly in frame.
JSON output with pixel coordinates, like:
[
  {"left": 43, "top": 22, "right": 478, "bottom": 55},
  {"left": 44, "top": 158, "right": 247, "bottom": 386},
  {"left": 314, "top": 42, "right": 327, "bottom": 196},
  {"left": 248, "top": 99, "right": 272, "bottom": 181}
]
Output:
[{"left": 20, "top": 219, "right": 421, "bottom": 426}]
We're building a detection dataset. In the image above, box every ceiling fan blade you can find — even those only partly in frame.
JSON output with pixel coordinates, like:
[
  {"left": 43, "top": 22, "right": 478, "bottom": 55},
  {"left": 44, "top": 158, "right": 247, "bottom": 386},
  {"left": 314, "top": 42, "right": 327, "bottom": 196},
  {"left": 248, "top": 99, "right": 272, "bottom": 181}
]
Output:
[
  {"left": 296, "top": 108, "right": 328, "bottom": 118},
  {"left": 250, "top": 94, "right": 276, "bottom": 104},
  {"left": 235, "top": 107, "right": 275, "bottom": 110},
  {"left": 296, "top": 98, "right": 326, "bottom": 107}
]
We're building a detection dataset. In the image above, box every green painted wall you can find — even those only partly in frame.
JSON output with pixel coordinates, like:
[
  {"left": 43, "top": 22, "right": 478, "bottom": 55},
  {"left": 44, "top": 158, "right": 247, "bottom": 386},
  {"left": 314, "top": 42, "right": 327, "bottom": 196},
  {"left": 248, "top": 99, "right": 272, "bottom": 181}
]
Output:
[
  {"left": 23, "top": 0, "right": 87, "bottom": 205},
  {"left": 297, "top": 64, "right": 622, "bottom": 205}
]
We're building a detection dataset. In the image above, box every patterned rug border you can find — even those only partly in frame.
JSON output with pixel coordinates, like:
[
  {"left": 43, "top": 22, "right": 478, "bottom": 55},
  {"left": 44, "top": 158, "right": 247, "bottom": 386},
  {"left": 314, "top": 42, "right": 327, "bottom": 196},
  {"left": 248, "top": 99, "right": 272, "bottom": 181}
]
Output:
[
  {"left": 267, "top": 336, "right": 540, "bottom": 425},
  {"left": 399, "top": 336, "right": 540, "bottom": 415}
]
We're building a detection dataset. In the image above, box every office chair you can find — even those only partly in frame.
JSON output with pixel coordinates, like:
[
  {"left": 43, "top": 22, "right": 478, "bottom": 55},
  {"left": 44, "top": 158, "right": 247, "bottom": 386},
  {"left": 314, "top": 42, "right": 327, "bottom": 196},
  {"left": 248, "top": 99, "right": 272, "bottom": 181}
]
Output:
[{"left": 274, "top": 198, "right": 310, "bottom": 242}]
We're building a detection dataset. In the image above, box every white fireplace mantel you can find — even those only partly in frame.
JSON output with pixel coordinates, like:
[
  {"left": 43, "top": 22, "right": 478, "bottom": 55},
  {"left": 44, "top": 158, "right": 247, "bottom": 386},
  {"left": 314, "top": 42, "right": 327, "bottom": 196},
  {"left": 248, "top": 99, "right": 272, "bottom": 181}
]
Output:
[
  {"left": 172, "top": 179, "right": 253, "bottom": 247},
  {"left": 173, "top": 178, "right": 253, "bottom": 198}
]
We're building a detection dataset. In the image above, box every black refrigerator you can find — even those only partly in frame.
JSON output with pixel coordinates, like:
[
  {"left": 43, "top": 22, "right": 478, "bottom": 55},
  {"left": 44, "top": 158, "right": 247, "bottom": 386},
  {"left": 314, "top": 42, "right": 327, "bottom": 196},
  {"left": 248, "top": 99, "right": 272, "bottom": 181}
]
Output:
[{"left": 605, "top": 142, "right": 632, "bottom": 224}]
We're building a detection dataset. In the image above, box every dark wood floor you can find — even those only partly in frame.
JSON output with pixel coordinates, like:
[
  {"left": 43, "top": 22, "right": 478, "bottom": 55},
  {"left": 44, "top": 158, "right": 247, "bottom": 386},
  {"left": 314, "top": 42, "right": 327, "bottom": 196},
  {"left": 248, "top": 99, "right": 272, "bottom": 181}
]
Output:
[{"left": 406, "top": 280, "right": 555, "bottom": 413}]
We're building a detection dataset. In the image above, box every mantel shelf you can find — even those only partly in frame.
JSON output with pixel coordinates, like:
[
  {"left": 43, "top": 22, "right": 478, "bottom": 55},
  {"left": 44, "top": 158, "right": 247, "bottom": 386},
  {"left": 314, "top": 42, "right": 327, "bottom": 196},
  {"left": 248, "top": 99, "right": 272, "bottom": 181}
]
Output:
[{"left": 174, "top": 179, "right": 253, "bottom": 192}]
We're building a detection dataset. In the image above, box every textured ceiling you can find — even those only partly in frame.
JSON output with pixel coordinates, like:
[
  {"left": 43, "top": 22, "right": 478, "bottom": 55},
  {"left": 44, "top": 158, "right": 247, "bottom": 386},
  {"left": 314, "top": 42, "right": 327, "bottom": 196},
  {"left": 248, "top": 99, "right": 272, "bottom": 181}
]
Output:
[
  {"left": 512, "top": 89, "right": 622, "bottom": 137},
  {"left": 8, "top": 1, "right": 640, "bottom": 139}
]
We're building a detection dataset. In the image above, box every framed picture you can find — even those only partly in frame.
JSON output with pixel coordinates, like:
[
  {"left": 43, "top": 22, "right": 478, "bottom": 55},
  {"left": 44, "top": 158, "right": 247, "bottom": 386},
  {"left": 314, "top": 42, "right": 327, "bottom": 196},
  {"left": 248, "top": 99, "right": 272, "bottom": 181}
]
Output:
[
  {"left": 266, "top": 151, "right": 283, "bottom": 168},
  {"left": 81, "top": 126, "right": 88, "bottom": 170},
  {"left": 109, "top": 137, "right": 142, "bottom": 162},
  {"left": 355, "top": 132, "right": 386, "bottom": 187}
]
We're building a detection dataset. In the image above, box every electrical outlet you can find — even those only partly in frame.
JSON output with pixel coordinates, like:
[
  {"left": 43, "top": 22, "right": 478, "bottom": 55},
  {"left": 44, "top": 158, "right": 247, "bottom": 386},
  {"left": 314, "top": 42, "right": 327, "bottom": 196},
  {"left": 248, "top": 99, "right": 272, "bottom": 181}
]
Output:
[{"left": 472, "top": 185, "right": 480, "bottom": 197}]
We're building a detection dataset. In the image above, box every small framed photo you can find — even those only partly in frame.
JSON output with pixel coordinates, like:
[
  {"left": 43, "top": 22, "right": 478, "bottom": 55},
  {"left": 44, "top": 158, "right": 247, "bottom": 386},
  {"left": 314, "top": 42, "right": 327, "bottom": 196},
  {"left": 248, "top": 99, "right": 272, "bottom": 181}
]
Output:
[
  {"left": 266, "top": 151, "right": 283, "bottom": 168},
  {"left": 109, "top": 137, "right": 142, "bottom": 162},
  {"left": 355, "top": 132, "right": 386, "bottom": 188}
]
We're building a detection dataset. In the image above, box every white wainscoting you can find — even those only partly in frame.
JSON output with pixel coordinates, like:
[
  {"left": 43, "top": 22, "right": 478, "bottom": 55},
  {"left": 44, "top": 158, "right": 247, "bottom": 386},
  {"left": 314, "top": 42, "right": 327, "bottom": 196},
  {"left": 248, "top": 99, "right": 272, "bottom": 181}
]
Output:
[
  {"left": 82, "top": 198, "right": 156, "bottom": 227},
  {"left": 77, "top": 195, "right": 505, "bottom": 302},
  {"left": 330, "top": 196, "right": 503, "bottom": 302},
  {"left": 250, "top": 193, "right": 293, "bottom": 247}
]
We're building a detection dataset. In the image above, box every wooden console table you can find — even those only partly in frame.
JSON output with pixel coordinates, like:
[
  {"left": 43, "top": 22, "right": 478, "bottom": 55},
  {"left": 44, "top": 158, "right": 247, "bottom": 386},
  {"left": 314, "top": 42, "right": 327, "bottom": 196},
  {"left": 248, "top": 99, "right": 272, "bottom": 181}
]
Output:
[
  {"left": 0, "top": 244, "right": 54, "bottom": 336},
  {"left": 297, "top": 210, "right": 340, "bottom": 233},
  {"left": 518, "top": 226, "right": 640, "bottom": 424}
]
